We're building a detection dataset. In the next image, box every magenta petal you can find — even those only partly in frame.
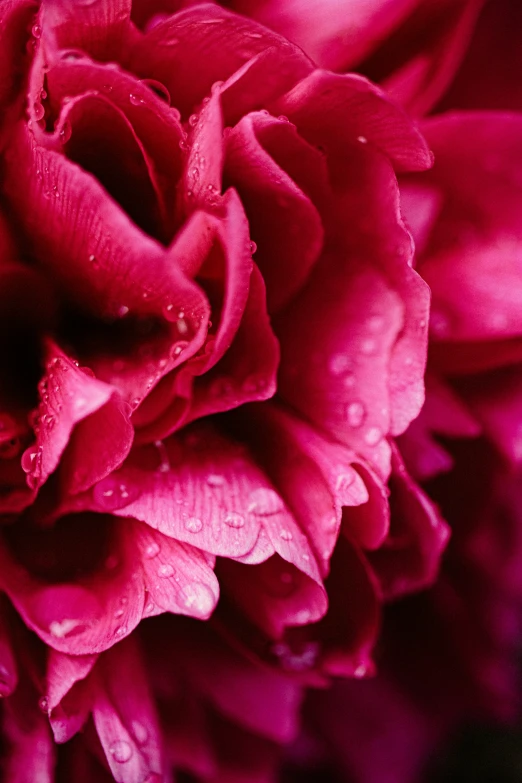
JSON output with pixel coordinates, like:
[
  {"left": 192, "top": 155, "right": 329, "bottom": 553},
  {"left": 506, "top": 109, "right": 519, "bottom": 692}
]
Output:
[
  {"left": 46, "top": 650, "right": 97, "bottom": 743},
  {"left": 458, "top": 366, "right": 522, "bottom": 465},
  {"left": 23, "top": 341, "right": 133, "bottom": 493},
  {"left": 46, "top": 56, "right": 185, "bottom": 236},
  {"left": 277, "top": 257, "right": 402, "bottom": 479},
  {"left": 2, "top": 672, "right": 55, "bottom": 783},
  {"left": 0, "top": 0, "right": 36, "bottom": 118},
  {"left": 368, "top": 445, "right": 450, "bottom": 599},
  {"left": 380, "top": 0, "right": 485, "bottom": 117},
  {"left": 224, "top": 111, "right": 324, "bottom": 312},
  {"left": 179, "top": 87, "right": 224, "bottom": 216},
  {"left": 232, "top": 403, "right": 387, "bottom": 573},
  {"left": 105, "top": 423, "right": 271, "bottom": 557},
  {"left": 227, "top": 0, "right": 417, "bottom": 73},
  {"left": 412, "top": 113, "right": 522, "bottom": 345},
  {"left": 181, "top": 264, "right": 279, "bottom": 428},
  {"left": 42, "top": 0, "right": 132, "bottom": 61},
  {"left": 126, "top": 4, "right": 312, "bottom": 120},
  {"left": 92, "top": 637, "right": 163, "bottom": 783},
  {"left": 399, "top": 373, "right": 481, "bottom": 481},
  {"left": 219, "top": 551, "right": 327, "bottom": 640},
  {"left": 272, "top": 69, "right": 433, "bottom": 172}
]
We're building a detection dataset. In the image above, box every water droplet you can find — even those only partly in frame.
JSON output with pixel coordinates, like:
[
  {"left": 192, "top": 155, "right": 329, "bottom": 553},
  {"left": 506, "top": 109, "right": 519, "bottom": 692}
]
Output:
[
  {"left": 354, "top": 663, "right": 368, "bottom": 678},
  {"left": 114, "top": 608, "right": 124, "bottom": 619},
  {"left": 346, "top": 401, "right": 366, "bottom": 428},
  {"left": 139, "top": 79, "right": 170, "bottom": 104},
  {"left": 430, "top": 308, "right": 452, "bottom": 338},
  {"left": 58, "top": 120, "right": 71, "bottom": 144},
  {"left": 117, "top": 305, "right": 129, "bottom": 318},
  {"left": 93, "top": 478, "right": 134, "bottom": 511},
  {"left": 329, "top": 354, "right": 352, "bottom": 376},
  {"left": 31, "top": 23, "right": 42, "bottom": 39},
  {"left": 366, "top": 315, "right": 384, "bottom": 332},
  {"left": 38, "top": 696, "right": 49, "bottom": 712},
  {"left": 115, "top": 625, "right": 127, "bottom": 637},
  {"left": 224, "top": 512, "right": 245, "bottom": 529},
  {"left": 158, "top": 563, "right": 175, "bottom": 578},
  {"left": 248, "top": 488, "right": 284, "bottom": 516},
  {"left": 33, "top": 101, "right": 45, "bottom": 121},
  {"left": 131, "top": 721, "right": 149, "bottom": 746},
  {"left": 206, "top": 474, "right": 224, "bottom": 488},
  {"left": 49, "top": 618, "right": 83, "bottom": 638},
  {"left": 184, "top": 517, "right": 203, "bottom": 533},
  {"left": 280, "top": 529, "right": 293, "bottom": 541},
  {"left": 129, "top": 93, "right": 144, "bottom": 107},
  {"left": 360, "top": 338, "right": 377, "bottom": 355},
  {"left": 144, "top": 601, "right": 155, "bottom": 615},
  {"left": 21, "top": 445, "right": 42, "bottom": 488},
  {"left": 154, "top": 440, "right": 170, "bottom": 473},
  {"left": 249, "top": 240, "right": 257, "bottom": 254},
  {"left": 357, "top": 135, "right": 368, "bottom": 144},
  {"left": 364, "top": 427, "right": 382, "bottom": 446},
  {"left": 145, "top": 541, "right": 160, "bottom": 560},
  {"left": 188, "top": 113, "right": 199, "bottom": 127},
  {"left": 109, "top": 740, "right": 133, "bottom": 764},
  {"left": 182, "top": 582, "right": 215, "bottom": 618},
  {"left": 271, "top": 641, "right": 320, "bottom": 672}
]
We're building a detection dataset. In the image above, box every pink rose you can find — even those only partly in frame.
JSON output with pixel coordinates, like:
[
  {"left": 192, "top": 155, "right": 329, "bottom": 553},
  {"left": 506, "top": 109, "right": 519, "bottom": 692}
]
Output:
[{"left": 0, "top": 0, "right": 448, "bottom": 780}]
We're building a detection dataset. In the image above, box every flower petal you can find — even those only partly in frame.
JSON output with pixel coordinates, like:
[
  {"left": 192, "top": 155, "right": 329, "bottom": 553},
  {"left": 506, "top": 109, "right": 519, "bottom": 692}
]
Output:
[
  {"left": 223, "top": 111, "right": 324, "bottom": 312},
  {"left": 126, "top": 3, "right": 312, "bottom": 120},
  {"left": 92, "top": 637, "right": 164, "bottom": 783},
  {"left": 23, "top": 341, "right": 133, "bottom": 494}
]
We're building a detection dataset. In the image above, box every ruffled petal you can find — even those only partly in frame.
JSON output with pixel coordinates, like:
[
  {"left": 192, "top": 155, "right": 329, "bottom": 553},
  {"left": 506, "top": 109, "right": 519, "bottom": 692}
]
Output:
[
  {"left": 91, "top": 637, "right": 164, "bottom": 783},
  {"left": 22, "top": 341, "right": 133, "bottom": 494},
  {"left": 126, "top": 3, "right": 312, "bottom": 121},
  {"left": 272, "top": 69, "right": 432, "bottom": 172},
  {"left": 0, "top": 514, "right": 218, "bottom": 654},
  {"left": 223, "top": 111, "right": 323, "bottom": 312},
  {"left": 368, "top": 445, "right": 450, "bottom": 599}
]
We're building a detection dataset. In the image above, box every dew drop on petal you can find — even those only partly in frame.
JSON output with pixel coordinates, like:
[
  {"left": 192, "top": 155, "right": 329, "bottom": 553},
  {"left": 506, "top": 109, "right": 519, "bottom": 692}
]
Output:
[
  {"left": 49, "top": 618, "right": 83, "bottom": 638},
  {"left": 329, "top": 353, "right": 352, "bottom": 376},
  {"left": 279, "top": 529, "right": 293, "bottom": 541},
  {"left": 145, "top": 541, "right": 160, "bottom": 559},
  {"left": 33, "top": 102, "right": 45, "bottom": 121},
  {"left": 346, "top": 401, "right": 366, "bottom": 428},
  {"left": 131, "top": 721, "right": 149, "bottom": 746},
  {"left": 38, "top": 696, "right": 49, "bottom": 712},
  {"left": 109, "top": 740, "right": 133, "bottom": 764},
  {"left": 59, "top": 120, "right": 71, "bottom": 144},
  {"left": 184, "top": 517, "right": 203, "bottom": 533},
  {"left": 129, "top": 93, "right": 144, "bottom": 107},
  {"left": 364, "top": 426, "right": 382, "bottom": 446},
  {"left": 158, "top": 563, "right": 175, "bottom": 578},
  {"left": 360, "top": 338, "right": 377, "bottom": 355},
  {"left": 206, "top": 474, "right": 224, "bottom": 488},
  {"left": 182, "top": 582, "right": 215, "bottom": 618},
  {"left": 224, "top": 512, "right": 245, "bottom": 529},
  {"left": 430, "top": 309, "right": 452, "bottom": 338},
  {"left": 248, "top": 488, "right": 284, "bottom": 516},
  {"left": 366, "top": 315, "right": 385, "bottom": 332}
]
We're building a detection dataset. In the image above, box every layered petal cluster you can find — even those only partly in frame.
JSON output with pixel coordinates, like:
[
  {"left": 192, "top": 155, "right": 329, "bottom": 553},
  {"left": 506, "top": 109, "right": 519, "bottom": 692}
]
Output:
[{"left": 0, "top": 1, "right": 449, "bottom": 780}]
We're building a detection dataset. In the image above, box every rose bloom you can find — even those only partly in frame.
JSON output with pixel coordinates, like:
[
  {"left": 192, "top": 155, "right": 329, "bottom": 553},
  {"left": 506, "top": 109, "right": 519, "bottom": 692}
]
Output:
[{"left": 0, "top": 0, "right": 455, "bottom": 781}]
